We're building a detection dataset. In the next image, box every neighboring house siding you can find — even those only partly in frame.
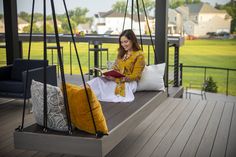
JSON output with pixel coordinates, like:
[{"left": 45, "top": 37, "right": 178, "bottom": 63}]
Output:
[
  {"left": 169, "top": 9, "right": 183, "bottom": 35},
  {"left": 177, "top": 3, "right": 231, "bottom": 37},
  {"left": 184, "top": 21, "right": 195, "bottom": 35}
]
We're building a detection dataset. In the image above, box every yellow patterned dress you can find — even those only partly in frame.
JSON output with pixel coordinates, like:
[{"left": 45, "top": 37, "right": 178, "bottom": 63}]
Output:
[
  {"left": 113, "top": 50, "right": 145, "bottom": 96},
  {"left": 87, "top": 50, "right": 145, "bottom": 102}
]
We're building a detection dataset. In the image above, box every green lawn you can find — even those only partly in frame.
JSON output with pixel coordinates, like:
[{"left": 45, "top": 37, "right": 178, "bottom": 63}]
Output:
[
  {"left": 0, "top": 39, "right": 236, "bottom": 95},
  {"left": 169, "top": 39, "right": 236, "bottom": 96}
]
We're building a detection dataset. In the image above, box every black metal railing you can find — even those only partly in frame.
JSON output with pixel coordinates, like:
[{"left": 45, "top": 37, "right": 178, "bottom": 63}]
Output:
[{"left": 169, "top": 64, "right": 236, "bottom": 96}]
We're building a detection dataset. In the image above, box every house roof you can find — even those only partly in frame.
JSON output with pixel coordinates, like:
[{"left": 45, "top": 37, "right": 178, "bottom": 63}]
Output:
[{"left": 187, "top": 2, "right": 226, "bottom": 14}]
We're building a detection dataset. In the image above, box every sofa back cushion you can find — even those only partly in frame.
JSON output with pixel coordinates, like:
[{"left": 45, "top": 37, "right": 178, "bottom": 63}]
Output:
[{"left": 11, "top": 59, "right": 48, "bottom": 81}]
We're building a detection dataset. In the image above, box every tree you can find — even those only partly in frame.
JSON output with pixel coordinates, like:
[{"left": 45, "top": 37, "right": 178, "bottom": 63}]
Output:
[
  {"left": 18, "top": 11, "right": 30, "bottom": 22},
  {"left": 112, "top": 0, "right": 155, "bottom": 15},
  {"left": 68, "top": 7, "right": 91, "bottom": 25},
  {"left": 215, "top": 2, "right": 236, "bottom": 33},
  {"left": 205, "top": 76, "right": 218, "bottom": 93},
  {"left": 112, "top": 0, "right": 127, "bottom": 13},
  {"left": 46, "top": 15, "right": 52, "bottom": 21},
  {"left": 193, "top": 0, "right": 201, "bottom": 3},
  {"left": 34, "top": 13, "right": 43, "bottom": 22},
  {"left": 186, "top": 0, "right": 192, "bottom": 4},
  {"left": 135, "top": 0, "right": 155, "bottom": 15},
  {"left": 169, "top": 0, "right": 201, "bottom": 9},
  {"left": 170, "top": 0, "right": 185, "bottom": 9},
  {"left": 22, "top": 23, "right": 41, "bottom": 33},
  {"left": 61, "top": 19, "right": 77, "bottom": 34}
]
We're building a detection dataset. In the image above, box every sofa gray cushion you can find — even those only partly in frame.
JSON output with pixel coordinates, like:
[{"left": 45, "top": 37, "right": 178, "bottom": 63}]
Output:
[
  {"left": 11, "top": 59, "right": 47, "bottom": 81},
  {"left": 31, "top": 80, "right": 68, "bottom": 131},
  {"left": 0, "top": 80, "right": 23, "bottom": 93}
]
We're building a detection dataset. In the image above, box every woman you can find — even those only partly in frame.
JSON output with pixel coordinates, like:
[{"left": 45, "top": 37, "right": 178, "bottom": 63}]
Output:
[{"left": 87, "top": 29, "right": 145, "bottom": 102}]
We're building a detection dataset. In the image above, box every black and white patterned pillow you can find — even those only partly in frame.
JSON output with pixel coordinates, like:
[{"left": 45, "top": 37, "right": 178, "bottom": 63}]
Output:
[{"left": 31, "top": 80, "right": 68, "bottom": 131}]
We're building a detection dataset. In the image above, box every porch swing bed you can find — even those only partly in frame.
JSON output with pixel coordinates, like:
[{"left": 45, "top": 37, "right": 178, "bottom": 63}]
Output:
[
  {"left": 13, "top": 0, "right": 168, "bottom": 156},
  {"left": 14, "top": 91, "right": 167, "bottom": 156}
]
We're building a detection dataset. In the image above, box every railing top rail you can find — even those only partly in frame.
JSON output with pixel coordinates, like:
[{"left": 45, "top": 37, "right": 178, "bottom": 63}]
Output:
[
  {"left": 169, "top": 64, "right": 236, "bottom": 71},
  {"left": 0, "top": 33, "right": 185, "bottom": 47}
]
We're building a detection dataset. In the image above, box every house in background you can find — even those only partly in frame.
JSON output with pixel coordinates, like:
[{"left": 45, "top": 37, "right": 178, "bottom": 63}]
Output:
[
  {"left": 176, "top": 2, "right": 232, "bottom": 37},
  {"left": 18, "top": 18, "right": 29, "bottom": 33},
  {"left": 77, "top": 23, "right": 91, "bottom": 34},
  {"left": 168, "top": 8, "right": 183, "bottom": 36},
  {"left": 0, "top": 19, "right": 4, "bottom": 33},
  {"left": 92, "top": 10, "right": 153, "bottom": 35}
]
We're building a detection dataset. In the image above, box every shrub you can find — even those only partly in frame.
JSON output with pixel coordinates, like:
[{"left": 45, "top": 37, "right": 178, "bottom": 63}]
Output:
[{"left": 205, "top": 76, "right": 218, "bottom": 93}]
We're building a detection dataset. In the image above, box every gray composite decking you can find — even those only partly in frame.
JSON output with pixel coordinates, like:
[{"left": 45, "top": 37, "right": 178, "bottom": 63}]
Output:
[{"left": 1, "top": 96, "right": 236, "bottom": 157}]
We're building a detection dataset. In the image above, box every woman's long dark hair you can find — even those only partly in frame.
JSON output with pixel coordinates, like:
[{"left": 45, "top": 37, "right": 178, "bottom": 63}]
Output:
[{"left": 117, "top": 29, "right": 141, "bottom": 59}]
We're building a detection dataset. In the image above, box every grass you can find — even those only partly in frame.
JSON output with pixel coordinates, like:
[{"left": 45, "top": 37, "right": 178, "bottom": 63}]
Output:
[
  {"left": 168, "top": 39, "right": 236, "bottom": 96},
  {"left": 0, "top": 38, "right": 236, "bottom": 95}
]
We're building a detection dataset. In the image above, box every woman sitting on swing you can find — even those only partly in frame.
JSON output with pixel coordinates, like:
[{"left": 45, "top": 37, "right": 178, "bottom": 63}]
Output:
[{"left": 87, "top": 29, "right": 145, "bottom": 102}]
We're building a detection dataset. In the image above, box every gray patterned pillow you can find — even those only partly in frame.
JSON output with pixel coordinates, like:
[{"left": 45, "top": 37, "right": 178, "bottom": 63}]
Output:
[{"left": 31, "top": 80, "right": 68, "bottom": 131}]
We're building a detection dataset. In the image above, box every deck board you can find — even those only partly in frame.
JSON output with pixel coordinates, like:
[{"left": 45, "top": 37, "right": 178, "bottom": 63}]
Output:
[
  {"left": 136, "top": 98, "right": 189, "bottom": 157},
  {"left": 226, "top": 102, "right": 236, "bottom": 157},
  {"left": 119, "top": 98, "right": 181, "bottom": 157},
  {"left": 180, "top": 101, "right": 216, "bottom": 157},
  {"left": 211, "top": 102, "right": 234, "bottom": 157},
  {"left": 195, "top": 101, "right": 225, "bottom": 157},
  {"left": 148, "top": 99, "right": 199, "bottom": 157},
  {"left": 106, "top": 98, "right": 174, "bottom": 157}
]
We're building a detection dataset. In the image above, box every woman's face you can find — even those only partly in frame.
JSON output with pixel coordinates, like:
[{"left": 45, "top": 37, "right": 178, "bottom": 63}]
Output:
[{"left": 120, "top": 36, "right": 133, "bottom": 52}]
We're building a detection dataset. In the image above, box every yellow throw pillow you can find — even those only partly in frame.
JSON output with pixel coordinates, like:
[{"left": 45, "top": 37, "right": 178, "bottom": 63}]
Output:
[{"left": 65, "top": 83, "right": 108, "bottom": 135}]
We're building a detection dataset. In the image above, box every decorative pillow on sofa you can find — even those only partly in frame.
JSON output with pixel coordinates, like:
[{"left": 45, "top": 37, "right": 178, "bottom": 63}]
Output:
[
  {"left": 136, "top": 63, "right": 166, "bottom": 91},
  {"left": 31, "top": 80, "right": 68, "bottom": 131},
  {"left": 66, "top": 83, "right": 108, "bottom": 135}
]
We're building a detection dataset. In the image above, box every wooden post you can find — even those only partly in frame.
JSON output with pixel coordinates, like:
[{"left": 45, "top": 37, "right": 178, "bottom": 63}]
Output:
[
  {"left": 155, "top": 0, "right": 168, "bottom": 64},
  {"left": 3, "top": 0, "right": 21, "bottom": 64}
]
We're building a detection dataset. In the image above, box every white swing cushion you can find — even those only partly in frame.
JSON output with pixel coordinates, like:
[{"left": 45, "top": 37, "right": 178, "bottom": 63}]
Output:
[
  {"left": 31, "top": 80, "right": 68, "bottom": 131},
  {"left": 137, "top": 63, "right": 166, "bottom": 91}
]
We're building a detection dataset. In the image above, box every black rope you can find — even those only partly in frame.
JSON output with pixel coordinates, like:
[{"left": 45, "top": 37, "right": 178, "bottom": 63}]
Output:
[
  {"left": 18, "top": 0, "right": 35, "bottom": 131},
  {"left": 62, "top": 0, "right": 102, "bottom": 137},
  {"left": 141, "top": 0, "right": 155, "bottom": 58},
  {"left": 43, "top": 0, "right": 48, "bottom": 132},
  {"left": 136, "top": 0, "right": 143, "bottom": 50},
  {"left": 122, "top": 0, "right": 129, "bottom": 31},
  {"left": 131, "top": 0, "right": 134, "bottom": 29},
  {"left": 50, "top": 0, "right": 72, "bottom": 134}
]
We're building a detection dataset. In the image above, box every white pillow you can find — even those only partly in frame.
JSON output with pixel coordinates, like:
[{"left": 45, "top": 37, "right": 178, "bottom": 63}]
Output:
[
  {"left": 31, "top": 80, "right": 68, "bottom": 131},
  {"left": 136, "top": 63, "right": 166, "bottom": 91}
]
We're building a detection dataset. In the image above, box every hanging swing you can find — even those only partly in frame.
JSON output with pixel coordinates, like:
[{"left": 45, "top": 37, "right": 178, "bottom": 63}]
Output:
[{"left": 14, "top": 0, "right": 167, "bottom": 156}]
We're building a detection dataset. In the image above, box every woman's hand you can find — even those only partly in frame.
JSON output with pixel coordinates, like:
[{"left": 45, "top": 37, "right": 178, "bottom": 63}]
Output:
[{"left": 104, "top": 75, "right": 116, "bottom": 81}]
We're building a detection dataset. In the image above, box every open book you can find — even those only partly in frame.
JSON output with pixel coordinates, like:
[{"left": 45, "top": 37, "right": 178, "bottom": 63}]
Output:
[{"left": 94, "top": 68, "right": 125, "bottom": 78}]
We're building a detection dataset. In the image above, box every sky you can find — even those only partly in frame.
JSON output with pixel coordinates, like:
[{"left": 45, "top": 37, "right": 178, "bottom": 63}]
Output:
[{"left": 0, "top": 0, "right": 231, "bottom": 17}]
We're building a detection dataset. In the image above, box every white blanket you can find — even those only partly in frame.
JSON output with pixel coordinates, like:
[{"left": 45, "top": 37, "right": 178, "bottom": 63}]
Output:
[{"left": 87, "top": 77, "right": 137, "bottom": 102}]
